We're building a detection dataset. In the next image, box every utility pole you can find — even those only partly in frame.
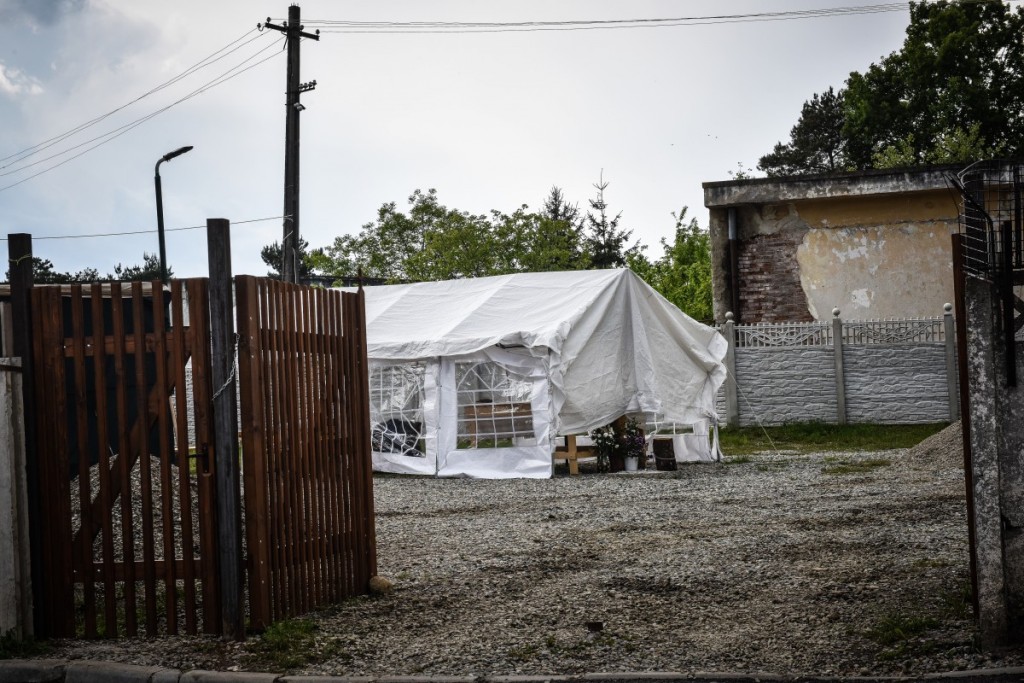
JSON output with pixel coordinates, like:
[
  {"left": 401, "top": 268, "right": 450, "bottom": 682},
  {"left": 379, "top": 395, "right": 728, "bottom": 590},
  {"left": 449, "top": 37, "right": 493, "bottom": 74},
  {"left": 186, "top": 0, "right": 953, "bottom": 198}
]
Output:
[{"left": 263, "top": 4, "right": 318, "bottom": 283}]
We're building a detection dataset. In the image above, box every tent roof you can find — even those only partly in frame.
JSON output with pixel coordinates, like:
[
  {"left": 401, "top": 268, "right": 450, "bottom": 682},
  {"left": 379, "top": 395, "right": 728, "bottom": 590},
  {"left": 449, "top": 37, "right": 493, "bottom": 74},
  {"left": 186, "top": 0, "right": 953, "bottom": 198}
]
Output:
[{"left": 345, "top": 268, "right": 727, "bottom": 432}]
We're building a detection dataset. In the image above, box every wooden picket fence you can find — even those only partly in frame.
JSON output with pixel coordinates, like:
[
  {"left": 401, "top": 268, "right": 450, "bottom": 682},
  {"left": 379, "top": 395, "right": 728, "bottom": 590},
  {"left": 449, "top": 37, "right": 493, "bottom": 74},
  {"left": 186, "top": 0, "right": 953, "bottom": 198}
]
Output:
[
  {"left": 30, "top": 280, "right": 219, "bottom": 637},
  {"left": 236, "top": 277, "right": 376, "bottom": 628},
  {"left": 23, "top": 274, "right": 376, "bottom": 638}
]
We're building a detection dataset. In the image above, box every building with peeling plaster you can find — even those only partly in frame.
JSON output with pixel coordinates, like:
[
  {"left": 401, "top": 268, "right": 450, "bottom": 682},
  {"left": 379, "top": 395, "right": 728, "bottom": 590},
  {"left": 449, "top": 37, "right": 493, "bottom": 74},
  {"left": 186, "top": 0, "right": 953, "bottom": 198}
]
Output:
[{"left": 703, "top": 165, "right": 964, "bottom": 323}]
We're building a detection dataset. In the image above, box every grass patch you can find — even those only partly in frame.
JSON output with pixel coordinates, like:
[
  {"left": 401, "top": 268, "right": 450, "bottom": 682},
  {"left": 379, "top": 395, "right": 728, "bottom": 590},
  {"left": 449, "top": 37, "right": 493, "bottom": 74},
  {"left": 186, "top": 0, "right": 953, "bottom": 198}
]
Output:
[
  {"left": 822, "top": 458, "right": 891, "bottom": 475},
  {"left": 866, "top": 613, "right": 940, "bottom": 646},
  {"left": 245, "top": 617, "right": 348, "bottom": 671},
  {"left": 718, "top": 422, "right": 947, "bottom": 455},
  {"left": 940, "top": 579, "right": 974, "bottom": 620},
  {"left": 724, "top": 454, "right": 753, "bottom": 465}
]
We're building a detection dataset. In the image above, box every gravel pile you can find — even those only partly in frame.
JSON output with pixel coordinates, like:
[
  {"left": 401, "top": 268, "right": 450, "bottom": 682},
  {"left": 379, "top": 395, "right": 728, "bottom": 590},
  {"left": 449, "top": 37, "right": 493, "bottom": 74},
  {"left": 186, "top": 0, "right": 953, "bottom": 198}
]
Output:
[
  {"left": 52, "top": 447, "right": 1024, "bottom": 678},
  {"left": 905, "top": 421, "right": 964, "bottom": 469}
]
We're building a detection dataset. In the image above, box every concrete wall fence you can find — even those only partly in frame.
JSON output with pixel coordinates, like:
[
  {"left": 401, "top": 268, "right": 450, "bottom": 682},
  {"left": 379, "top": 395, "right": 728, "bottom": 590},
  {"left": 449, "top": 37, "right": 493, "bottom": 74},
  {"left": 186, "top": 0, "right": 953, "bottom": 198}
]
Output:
[{"left": 717, "top": 306, "right": 959, "bottom": 427}]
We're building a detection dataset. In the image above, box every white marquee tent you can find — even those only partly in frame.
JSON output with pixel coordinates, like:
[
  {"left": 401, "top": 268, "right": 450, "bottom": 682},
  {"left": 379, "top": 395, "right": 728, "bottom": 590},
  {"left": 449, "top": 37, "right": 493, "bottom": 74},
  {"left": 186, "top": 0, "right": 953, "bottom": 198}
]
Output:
[{"left": 345, "top": 269, "right": 727, "bottom": 479}]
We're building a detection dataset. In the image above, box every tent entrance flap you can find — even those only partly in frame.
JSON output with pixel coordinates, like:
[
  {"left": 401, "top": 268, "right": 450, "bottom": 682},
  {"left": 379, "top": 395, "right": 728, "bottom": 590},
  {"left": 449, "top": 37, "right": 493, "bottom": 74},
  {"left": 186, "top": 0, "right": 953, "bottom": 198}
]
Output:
[{"left": 437, "top": 348, "right": 553, "bottom": 479}]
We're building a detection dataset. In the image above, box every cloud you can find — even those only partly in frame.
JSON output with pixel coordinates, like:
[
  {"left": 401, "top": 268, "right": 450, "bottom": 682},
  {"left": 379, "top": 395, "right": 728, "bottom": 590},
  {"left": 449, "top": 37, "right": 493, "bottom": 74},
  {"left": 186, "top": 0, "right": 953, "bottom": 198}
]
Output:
[
  {"left": 0, "top": 0, "right": 85, "bottom": 26},
  {"left": 0, "top": 61, "right": 43, "bottom": 96}
]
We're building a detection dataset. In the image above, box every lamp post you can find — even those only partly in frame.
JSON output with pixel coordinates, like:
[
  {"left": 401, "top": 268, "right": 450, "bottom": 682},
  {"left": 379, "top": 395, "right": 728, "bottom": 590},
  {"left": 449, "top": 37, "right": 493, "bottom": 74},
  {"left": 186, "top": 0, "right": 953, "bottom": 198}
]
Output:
[{"left": 154, "top": 145, "right": 193, "bottom": 282}]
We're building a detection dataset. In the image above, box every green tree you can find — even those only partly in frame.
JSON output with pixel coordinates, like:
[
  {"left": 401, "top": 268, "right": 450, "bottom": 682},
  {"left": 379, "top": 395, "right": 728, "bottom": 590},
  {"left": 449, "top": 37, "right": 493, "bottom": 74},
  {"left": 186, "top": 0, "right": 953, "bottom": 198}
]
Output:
[
  {"left": 758, "top": 87, "right": 850, "bottom": 176},
  {"left": 108, "top": 252, "right": 169, "bottom": 281},
  {"left": 319, "top": 188, "right": 592, "bottom": 283},
  {"left": 260, "top": 237, "right": 325, "bottom": 281},
  {"left": 629, "top": 208, "right": 712, "bottom": 321},
  {"left": 583, "top": 173, "right": 640, "bottom": 269},
  {"left": 760, "top": 0, "right": 1024, "bottom": 175},
  {"left": 3, "top": 255, "right": 167, "bottom": 284},
  {"left": 3, "top": 257, "right": 99, "bottom": 284},
  {"left": 846, "top": 0, "right": 1024, "bottom": 168}
]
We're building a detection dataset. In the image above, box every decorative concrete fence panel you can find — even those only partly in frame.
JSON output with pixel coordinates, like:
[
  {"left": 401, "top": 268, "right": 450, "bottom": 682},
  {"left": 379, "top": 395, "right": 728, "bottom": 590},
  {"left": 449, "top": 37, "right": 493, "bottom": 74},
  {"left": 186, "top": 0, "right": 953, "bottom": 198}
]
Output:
[
  {"left": 734, "top": 347, "right": 838, "bottom": 425},
  {"left": 717, "top": 306, "right": 958, "bottom": 427}
]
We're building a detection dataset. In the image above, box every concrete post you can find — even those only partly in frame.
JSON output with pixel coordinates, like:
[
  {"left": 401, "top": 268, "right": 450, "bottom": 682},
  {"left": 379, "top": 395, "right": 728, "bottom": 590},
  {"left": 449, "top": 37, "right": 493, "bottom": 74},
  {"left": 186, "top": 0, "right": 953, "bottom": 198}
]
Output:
[
  {"left": 965, "top": 276, "right": 1024, "bottom": 645},
  {"left": 0, "top": 359, "right": 32, "bottom": 638},
  {"left": 723, "top": 313, "right": 739, "bottom": 428},
  {"left": 943, "top": 302, "right": 960, "bottom": 422},
  {"left": 832, "top": 308, "right": 847, "bottom": 426}
]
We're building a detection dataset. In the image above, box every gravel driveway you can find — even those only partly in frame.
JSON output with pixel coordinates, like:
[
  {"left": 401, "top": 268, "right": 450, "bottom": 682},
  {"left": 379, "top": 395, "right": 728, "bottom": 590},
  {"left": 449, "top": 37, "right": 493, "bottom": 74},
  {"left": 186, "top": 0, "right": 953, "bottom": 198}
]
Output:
[{"left": 52, "top": 441, "right": 1024, "bottom": 678}]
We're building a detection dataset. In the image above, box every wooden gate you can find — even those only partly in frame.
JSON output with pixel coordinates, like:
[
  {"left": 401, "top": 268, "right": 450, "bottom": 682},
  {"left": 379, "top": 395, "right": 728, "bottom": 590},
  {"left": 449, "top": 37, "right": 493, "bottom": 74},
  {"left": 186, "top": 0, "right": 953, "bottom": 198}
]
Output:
[
  {"left": 236, "top": 277, "right": 377, "bottom": 629},
  {"left": 30, "top": 280, "right": 220, "bottom": 638}
]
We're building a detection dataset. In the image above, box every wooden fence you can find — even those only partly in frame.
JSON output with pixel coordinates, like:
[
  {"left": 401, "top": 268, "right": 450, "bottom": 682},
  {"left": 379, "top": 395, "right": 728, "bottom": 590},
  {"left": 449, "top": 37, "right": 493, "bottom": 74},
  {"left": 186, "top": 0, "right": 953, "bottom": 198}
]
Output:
[
  {"left": 29, "top": 280, "right": 219, "bottom": 637},
  {"left": 13, "top": 261, "right": 378, "bottom": 638},
  {"left": 236, "top": 276, "right": 377, "bottom": 629}
]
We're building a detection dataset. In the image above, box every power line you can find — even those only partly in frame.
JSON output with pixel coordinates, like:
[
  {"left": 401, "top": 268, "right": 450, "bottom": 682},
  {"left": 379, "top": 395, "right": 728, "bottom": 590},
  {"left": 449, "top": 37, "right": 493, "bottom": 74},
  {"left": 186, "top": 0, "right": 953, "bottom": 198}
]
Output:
[
  {"left": 303, "top": 3, "right": 912, "bottom": 33},
  {"left": 0, "top": 38, "right": 286, "bottom": 193},
  {"left": 0, "top": 28, "right": 271, "bottom": 167},
  {"left": 0, "top": 215, "right": 289, "bottom": 242},
  {"left": 303, "top": 0, "right": 1022, "bottom": 33}
]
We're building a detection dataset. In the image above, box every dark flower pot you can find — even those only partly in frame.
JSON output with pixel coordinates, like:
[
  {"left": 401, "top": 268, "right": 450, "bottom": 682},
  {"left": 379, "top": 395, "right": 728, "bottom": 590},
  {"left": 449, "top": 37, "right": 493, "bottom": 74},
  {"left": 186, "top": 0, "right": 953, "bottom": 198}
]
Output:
[{"left": 609, "top": 453, "right": 625, "bottom": 473}]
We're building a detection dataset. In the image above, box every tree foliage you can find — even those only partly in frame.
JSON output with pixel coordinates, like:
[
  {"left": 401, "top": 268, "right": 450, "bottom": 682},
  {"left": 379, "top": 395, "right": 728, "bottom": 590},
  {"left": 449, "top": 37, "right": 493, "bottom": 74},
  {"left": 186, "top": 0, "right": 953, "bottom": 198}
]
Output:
[
  {"left": 626, "top": 208, "right": 712, "bottom": 321},
  {"left": 757, "top": 87, "right": 849, "bottom": 176},
  {"left": 583, "top": 173, "right": 641, "bottom": 268},
  {"left": 260, "top": 237, "right": 326, "bottom": 281},
  {"left": 3, "top": 253, "right": 167, "bottom": 283},
  {"left": 759, "top": 0, "right": 1024, "bottom": 176},
  {"left": 318, "top": 188, "right": 589, "bottom": 282}
]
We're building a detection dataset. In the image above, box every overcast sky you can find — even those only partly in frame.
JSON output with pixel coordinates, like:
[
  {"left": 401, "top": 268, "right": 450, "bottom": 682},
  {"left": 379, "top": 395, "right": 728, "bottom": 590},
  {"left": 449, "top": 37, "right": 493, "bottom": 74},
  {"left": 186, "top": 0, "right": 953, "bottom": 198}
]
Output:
[{"left": 0, "top": 0, "right": 914, "bottom": 279}]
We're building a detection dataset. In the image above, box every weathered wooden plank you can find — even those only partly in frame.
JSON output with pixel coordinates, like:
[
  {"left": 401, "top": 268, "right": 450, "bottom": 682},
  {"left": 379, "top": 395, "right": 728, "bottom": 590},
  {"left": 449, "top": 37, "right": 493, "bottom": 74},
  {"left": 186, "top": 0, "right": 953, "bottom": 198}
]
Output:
[
  {"left": 207, "top": 219, "right": 243, "bottom": 640},
  {"left": 109, "top": 282, "right": 139, "bottom": 636},
  {"left": 69, "top": 285, "right": 97, "bottom": 638},
  {"left": 237, "top": 276, "right": 272, "bottom": 630},
  {"left": 354, "top": 289, "right": 378, "bottom": 583},
  {"left": 171, "top": 280, "right": 198, "bottom": 634},
  {"left": 60, "top": 330, "right": 189, "bottom": 357},
  {"left": 131, "top": 282, "right": 159, "bottom": 636},
  {"left": 89, "top": 283, "right": 118, "bottom": 637},
  {"left": 73, "top": 558, "right": 202, "bottom": 582},
  {"left": 299, "top": 284, "right": 323, "bottom": 608},
  {"left": 151, "top": 283, "right": 178, "bottom": 634},
  {"left": 187, "top": 278, "right": 221, "bottom": 634}
]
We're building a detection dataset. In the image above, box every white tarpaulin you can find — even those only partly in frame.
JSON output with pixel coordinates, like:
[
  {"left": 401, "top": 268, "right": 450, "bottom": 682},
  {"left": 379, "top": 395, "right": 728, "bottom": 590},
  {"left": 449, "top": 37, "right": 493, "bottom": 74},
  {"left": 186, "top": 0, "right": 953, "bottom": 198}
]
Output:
[{"left": 345, "top": 268, "right": 727, "bottom": 478}]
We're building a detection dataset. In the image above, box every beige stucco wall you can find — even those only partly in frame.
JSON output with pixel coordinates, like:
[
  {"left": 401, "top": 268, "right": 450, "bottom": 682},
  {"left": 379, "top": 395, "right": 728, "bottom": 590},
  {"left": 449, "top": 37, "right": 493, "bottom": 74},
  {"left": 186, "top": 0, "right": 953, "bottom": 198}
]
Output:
[
  {"left": 798, "top": 222, "right": 957, "bottom": 319},
  {"left": 793, "top": 191, "right": 958, "bottom": 319}
]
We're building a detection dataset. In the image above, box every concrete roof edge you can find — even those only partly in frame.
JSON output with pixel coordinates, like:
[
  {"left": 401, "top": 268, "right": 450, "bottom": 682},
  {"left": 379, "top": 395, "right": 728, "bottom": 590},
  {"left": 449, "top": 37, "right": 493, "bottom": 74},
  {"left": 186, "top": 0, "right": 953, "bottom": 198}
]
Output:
[{"left": 701, "top": 163, "right": 970, "bottom": 208}]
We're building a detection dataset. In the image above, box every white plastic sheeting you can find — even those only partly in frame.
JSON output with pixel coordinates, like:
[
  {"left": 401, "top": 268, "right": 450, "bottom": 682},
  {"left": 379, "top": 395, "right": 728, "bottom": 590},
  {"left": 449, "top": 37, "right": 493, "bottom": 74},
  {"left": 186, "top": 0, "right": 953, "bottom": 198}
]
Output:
[{"left": 346, "top": 269, "right": 727, "bottom": 478}]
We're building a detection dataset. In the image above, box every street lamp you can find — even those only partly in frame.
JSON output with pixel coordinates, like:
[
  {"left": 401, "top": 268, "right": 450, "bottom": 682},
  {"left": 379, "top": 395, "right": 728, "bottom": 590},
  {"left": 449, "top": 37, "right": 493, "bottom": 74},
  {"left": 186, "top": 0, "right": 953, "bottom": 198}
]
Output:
[{"left": 154, "top": 145, "right": 194, "bottom": 282}]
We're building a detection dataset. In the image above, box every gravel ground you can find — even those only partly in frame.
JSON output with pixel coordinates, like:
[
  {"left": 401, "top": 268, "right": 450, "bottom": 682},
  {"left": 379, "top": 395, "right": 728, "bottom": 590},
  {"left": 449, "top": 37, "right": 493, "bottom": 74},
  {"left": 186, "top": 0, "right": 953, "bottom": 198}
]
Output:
[{"left": 51, "top": 433, "right": 1024, "bottom": 678}]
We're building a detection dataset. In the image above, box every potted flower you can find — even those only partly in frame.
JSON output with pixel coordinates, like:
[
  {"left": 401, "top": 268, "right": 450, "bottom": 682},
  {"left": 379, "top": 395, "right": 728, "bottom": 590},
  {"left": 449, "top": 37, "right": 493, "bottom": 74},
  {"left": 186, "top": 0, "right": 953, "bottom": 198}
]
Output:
[
  {"left": 589, "top": 425, "right": 618, "bottom": 473},
  {"left": 621, "top": 417, "right": 646, "bottom": 472}
]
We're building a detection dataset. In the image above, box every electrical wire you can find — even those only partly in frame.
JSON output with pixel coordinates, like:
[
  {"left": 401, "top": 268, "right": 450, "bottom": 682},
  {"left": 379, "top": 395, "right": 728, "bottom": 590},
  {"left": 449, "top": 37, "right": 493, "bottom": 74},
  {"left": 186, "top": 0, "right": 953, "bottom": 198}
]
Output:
[
  {"left": 303, "top": 3, "right": 913, "bottom": 33},
  {"left": 304, "top": 0, "right": 1022, "bottom": 33},
  {"left": 0, "top": 215, "right": 290, "bottom": 242},
  {"left": 0, "top": 28, "right": 271, "bottom": 167},
  {"left": 0, "top": 38, "right": 286, "bottom": 193}
]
